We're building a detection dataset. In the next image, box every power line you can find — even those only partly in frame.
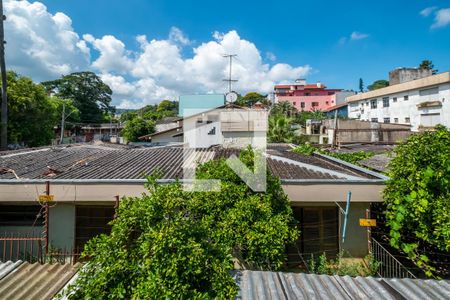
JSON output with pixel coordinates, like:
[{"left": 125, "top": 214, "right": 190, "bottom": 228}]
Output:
[{"left": 222, "top": 54, "right": 238, "bottom": 93}]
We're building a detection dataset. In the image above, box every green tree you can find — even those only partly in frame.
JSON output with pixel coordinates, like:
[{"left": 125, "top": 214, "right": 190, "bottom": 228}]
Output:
[
  {"left": 4, "top": 71, "right": 67, "bottom": 147},
  {"left": 419, "top": 60, "right": 438, "bottom": 75},
  {"left": 367, "top": 80, "right": 389, "bottom": 91},
  {"left": 270, "top": 101, "right": 297, "bottom": 117},
  {"left": 236, "top": 92, "right": 268, "bottom": 107},
  {"left": 268, "top": 115, "right": 295, "bottom": 143},
  {"left": 42, "top": 72, "right": 113, "bottom": 123},
  {"left": 122, "top": 117, "right": 155, "bottom": 142},
  {"left": 156, "top": 99, "right": 178, "bottom": 115},
  {"left": 384, "top": 125, "right": 450, "bottom": 277},
  {"left": 65, "top": 148, "right": 298, "bottom": 298},
  {"left": 359, "top": 78, "right": 364, "bottom": 93}
]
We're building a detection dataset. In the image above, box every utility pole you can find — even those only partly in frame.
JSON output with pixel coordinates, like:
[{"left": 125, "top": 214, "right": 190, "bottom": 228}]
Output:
[
  {"left": 222, "top": 54, "right": 238, "bottom": 93},
  {"left": 0, "top": 0, "right": 7, "bottom": 150},
  {"left": 59, "top": 102, "right": 65, "bottom": 144}
]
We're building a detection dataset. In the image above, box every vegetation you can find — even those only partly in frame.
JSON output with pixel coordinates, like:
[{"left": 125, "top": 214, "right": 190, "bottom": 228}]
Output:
[
  {"left": 66, "top": 148, "right": 298, "bottom": 298},
  {"left": 236, "top": 92, "right": 268, "bottom": 107},
  {"left": 308, "top": 252, "right": 380, "bottom": 277},
  {"left": 121, "top": 117, "right": 155, "bottom": 142},
  {"left": 42, "top": 71, "right": 114, "bottom": 123},
  {"left": 292, "top": 144, "right": 374, "bottom": 165},
  {"left": 367, "top": 79, "right": 389, "bottom": 91},
  {"left": 419, "top": 59, "right": 438, "bottom": 74},
  {"left": 120, "top": 100, "right": 178, "bottom": 123},
  {"left": 3, "top": 71, "right": 79, "bottom": 147},
  {"left": 359, "top": 78, "right": 364, "bottom": 93},
  {"left": 384, "top": 125, "right": 450, "bottom": 277}
]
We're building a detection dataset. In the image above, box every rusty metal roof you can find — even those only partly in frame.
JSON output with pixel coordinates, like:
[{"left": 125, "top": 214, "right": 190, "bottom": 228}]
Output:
[
  {"left": 0, "top": 144, "right": 380, "bottom": 181},
  {"left": 0, "top": 260, "right": 80, "bottom": 300},
  {"left": 238, "top": 270, "right": 450, "bottom": 300}
]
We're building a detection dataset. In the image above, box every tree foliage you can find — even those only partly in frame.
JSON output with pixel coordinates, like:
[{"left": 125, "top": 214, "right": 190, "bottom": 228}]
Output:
[
  {"left": 384, "top": 125, "right": 450, "bottom": 277},
  {"left": 359, "top": 78, "right": 364, "bottom": 93},
  {"left": 65, "top": 148, "right": 298, "bottom": 298},
  {"left": 121, "top": 117, "right": 155, "bottom": 142},
  {"left": 4, "top": 71, "right": 71, "bottom": 147},
  {"left": 419, "top": 60, "right": 438, "bottom": 74},
  {"left": 367, "top": 79, "right": 389, "bottom": 91},
  {"left": 42, "top": 72, "right": 113, "bottom": 123},
  {"left": 236, "top": 92, "right": 268, "bottom": 107}
]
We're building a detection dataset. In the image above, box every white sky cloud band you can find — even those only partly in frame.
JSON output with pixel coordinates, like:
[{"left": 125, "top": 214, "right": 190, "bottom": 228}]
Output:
[{"left": 4, "top": 0, "right": 311, "bottom": 108}]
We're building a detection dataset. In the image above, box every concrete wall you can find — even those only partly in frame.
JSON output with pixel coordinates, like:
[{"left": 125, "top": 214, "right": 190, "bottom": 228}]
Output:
[
  {"left": 389, "top": 68, "right": 432, "bottom": 85},
  {"left": 323, "top": 119, "right": 412, "bottom": 144},
  {"left": 152, "top": 129, "right": 183, "bottom": 144},
  {"left": 339, "top": 202, "right": 370, "bottom": 257},
  {"left": 49, "top": 203, "right": 75, "bottom": 250}
]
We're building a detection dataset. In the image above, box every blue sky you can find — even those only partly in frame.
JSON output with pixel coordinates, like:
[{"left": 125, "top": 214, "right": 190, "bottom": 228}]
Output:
[{"left": 4, "top": 0, "right": 450, "bottom": 107}]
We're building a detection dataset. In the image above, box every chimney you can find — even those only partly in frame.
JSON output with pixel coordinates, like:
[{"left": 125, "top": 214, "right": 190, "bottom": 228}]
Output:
[{"left": 316, "top": 81, "right": 322, "bottom": 88}]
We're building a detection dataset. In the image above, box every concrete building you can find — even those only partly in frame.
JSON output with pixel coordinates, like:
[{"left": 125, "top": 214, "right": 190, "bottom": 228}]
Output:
[
  {"left": 0, "top": 144, "right": 387, "bottom": 261},
  {"left": 274, "top": 79, "right": 350, "bottom": 112},
  {"left": 139, "top": 104, "right": 268, "bottom": 149},
  {"left": 347, "top": 71, "right": 450, "bottom": 131}
]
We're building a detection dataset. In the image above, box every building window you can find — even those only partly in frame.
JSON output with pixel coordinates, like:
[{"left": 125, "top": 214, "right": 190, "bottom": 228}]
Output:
[
  {"left": 384, "top": 117, "right": 390, "bottom": 123},
  {"left": 382, "top": 97, "right": 389, "bottom": 107},
  {"left": 0, "top": 205, "right": 43, "bottom": 226},
  {"left": 325, "top": 101, "right": 329, "bottom": 105},
  {"left": 76, "top": 205, "right": 115, "bottom": 250},
  {"left": 371, "top": 118, "right": 378, "bottom": 122},
  {"left": 208, "top": 127, "right": 216, "bottom": 135},
  {"left": 305, "top": 92, "right": 311, "bottom": 96},
  {"left": 419, "top": 87, "right": 439, "bottom": 96},
  {"left": 394, "top": 118, "right": 398, "bottom": 123},
  {"left": 293, "top": 101, "right": 296, "bottom": 106},
  {"left": 370, "top": 99, "right": 378, "bottom": 109},
  {"left": 393, "top": 97, "right": 397, "bottom": 102},
  {"left": 314, "top": 93, "right": 320, "bottom": 96},
  {"left": 404, "top": 95, "right": 409, "bottom": 101},
  {"left": 312, "top": 102, "right": 319, "bottom": 107},
  {"left": 300, "top": 102, "right": 305, "bottom": 108},
  {"left": 405, "top": 117, "right": 410, "bottom": 123},
  {"left": 328, "top": 92, "right": 334, "bottom": 95}
]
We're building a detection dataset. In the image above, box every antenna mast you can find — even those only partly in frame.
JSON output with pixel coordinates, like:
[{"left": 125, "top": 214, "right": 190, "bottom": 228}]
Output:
[{"left": 222, "top": 54, "right": 238, "bottom": 93}]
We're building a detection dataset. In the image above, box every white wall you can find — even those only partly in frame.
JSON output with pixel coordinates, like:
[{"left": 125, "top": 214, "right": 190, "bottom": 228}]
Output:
[{"left": 348, "top": 83, "right": 450, "bottom": 131}]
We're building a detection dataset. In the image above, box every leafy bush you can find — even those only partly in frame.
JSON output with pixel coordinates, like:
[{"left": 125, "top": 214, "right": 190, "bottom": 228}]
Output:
[
  {"left": 308, "top": 252, "right": 380, "bottom": 277},
  {"left": 292, "top": 144, "right": 374, "bottom": 165},
  {"left": 292, "top": 143, "right": 317, "bottom": 156},
  {"left": 384, "top": 125, "right": 450, "bottom": 277},
  {"left": 64, "top": 148, "right": 298, "bottom": 298}
]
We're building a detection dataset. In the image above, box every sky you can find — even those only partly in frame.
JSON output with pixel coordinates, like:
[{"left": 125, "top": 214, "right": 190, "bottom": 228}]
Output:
[{"left": 4, "top": 0, "right": 450, "bottom": 108}]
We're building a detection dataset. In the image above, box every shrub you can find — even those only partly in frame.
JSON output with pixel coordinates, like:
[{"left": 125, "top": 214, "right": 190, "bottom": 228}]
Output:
[
  {"left": 64, "top": 148, "right": 299, "bottom": 298},
  {"left": 384, "top": 125, "right": 450, "bottom": 277}
]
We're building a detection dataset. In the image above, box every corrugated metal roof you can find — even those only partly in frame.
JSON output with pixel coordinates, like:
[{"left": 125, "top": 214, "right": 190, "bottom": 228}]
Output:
[
  {"left": 0, "top": 261, "right": 80, "bottom": 300},
  {"left": 0, "top": 144, "right": 379, "bottom": 181},
  {"left": 238, "top": 270, "right": 450, "bottom": 300}
]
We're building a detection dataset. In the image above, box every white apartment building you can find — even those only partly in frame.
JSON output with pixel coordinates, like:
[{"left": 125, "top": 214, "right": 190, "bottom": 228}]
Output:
[{"left": 347, "top": 71, "right": 450, "bottom": 131}]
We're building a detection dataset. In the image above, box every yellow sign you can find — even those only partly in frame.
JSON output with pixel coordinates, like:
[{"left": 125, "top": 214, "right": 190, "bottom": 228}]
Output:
[
  {"left": 38, "top": 195, "right": 54, "bottom": 202},
  {"left": 359, "top": 218, "right": 376, "bottom": 227}
]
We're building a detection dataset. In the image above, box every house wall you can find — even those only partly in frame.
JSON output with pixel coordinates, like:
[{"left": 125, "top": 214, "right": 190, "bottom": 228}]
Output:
[
  {"left": 49, "top": 204, "right": 75, "bottom": 251},
  {"left": 348, "top": 82, "right": 450, "bottom": 131},
  {"left": 277, "top": 94, "right": 337, "bottom": 112},
  {"left": 152, "top": 129, "right": 183, "bottom": 144}
]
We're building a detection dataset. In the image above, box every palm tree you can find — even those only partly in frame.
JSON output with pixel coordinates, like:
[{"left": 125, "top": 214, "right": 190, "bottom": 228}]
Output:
[{"left": 268, "top": 115, "right": 294, "bottom": 143}]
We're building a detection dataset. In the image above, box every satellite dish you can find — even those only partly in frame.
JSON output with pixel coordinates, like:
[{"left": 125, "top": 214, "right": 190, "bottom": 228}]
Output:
[{"left": 226, "top": 92, "right": 238, "bottom": 103}]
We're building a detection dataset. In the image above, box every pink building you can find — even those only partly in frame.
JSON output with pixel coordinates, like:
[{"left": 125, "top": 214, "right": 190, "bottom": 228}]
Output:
[{"left": 274, "top": 79, "right": 342, "bottom": 112}]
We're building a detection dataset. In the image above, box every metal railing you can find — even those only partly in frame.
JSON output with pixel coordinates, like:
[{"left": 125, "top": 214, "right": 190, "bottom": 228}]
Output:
[
  {"left": 1, "top": 234, "right": 81, "bottom": 264},
  {"left": 371, "top": 238, "right": 416, "bottom": 278}
]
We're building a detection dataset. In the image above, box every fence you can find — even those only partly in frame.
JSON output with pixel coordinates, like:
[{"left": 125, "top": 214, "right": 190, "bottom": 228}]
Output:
[
  {"left": 0, "top": 234, "right": 81, "bottom": 264},
  {"left": 371, "top": 238, "right": 416, "bottom": 278}
]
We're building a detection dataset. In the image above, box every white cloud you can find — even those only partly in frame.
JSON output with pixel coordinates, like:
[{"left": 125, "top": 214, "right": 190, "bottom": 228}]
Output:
[
  {"left": 431, "top": 8, "right": 450, "bottom": 28},
  {"left": 350, "top": 31, "right": 369, "bottom": 40},
  {"left": 3, "top": 1, "right": 311, "bottom": 109},
  {"left": 4, "top": 0, "right": 90, "bottom": 81},
  {"left": 169, "top": 26, "right": 191, "bottom": 45},
  {"left": 266, "top": 52, "right": 277, "bottom": 62},
  {"left": 420, "top": 6, "right": 438, "bottom": 17}
]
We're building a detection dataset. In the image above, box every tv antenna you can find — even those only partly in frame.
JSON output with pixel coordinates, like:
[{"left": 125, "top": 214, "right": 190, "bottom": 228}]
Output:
[{"left": 222, "top": 54, "right": 238, "bottom": 93}]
